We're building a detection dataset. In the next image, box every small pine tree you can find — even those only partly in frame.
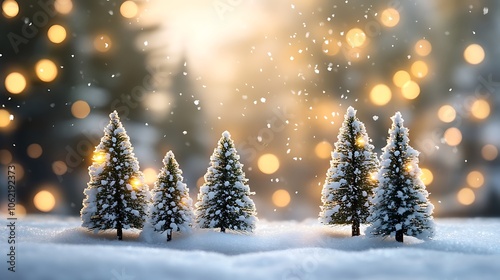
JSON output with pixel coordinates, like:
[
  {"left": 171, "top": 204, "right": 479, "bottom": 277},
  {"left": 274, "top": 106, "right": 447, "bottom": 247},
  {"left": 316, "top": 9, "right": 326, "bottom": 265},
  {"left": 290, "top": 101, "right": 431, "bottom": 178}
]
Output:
[
  {"left": 81, "top": 111, "right": 149, "bottom": 240},
  {"left": 367, "top": 112, "right": 435, "bottom": 243},
  {"left": 148, "top": 151, "right": 194, "bottom": 241},
  {"left": 319, "top": 106, "right": 379, "bottom": 236},
  {"left": 195, "top": 131, "right": 257, "bottom": 233}
]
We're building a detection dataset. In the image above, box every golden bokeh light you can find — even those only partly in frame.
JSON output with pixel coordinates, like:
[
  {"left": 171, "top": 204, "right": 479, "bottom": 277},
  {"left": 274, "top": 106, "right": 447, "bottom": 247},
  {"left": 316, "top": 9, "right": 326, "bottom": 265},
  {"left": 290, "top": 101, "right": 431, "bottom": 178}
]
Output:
[
  {"left": 11, "top": 163, "right": 24, "bottom": 180},
  {"left": 27, "top": 143, "right": 43, "bottom": 159},
  {"left": 33, "top": 190, "right": 56, "bottom": 212},
  {"left": 120, "top": 1, "right": 138, "bottom": 19},
  {"left": 130, "top": 177, "right": 142, "bottom": 189},
  {"left": 2, "top": 0, "right": 19, "bottom": 18},
  {"left": 392, "top": 70, "right": 411, "bottom": 88},
  {"left": 143, "top": 168, "right": 158, "bottom": 185},
  {"left": 94, "top": 34, "right": 112, "bottom": 52},
  {"left": 52, "top": 161, "right": 68, "bottom": 176},
  {"left": 272, "top": 189, "right": 291, "bottom": 208},
  {"left": 457, "top": 188, "right": 475, "bottom": 206},
  {"left": 481, "top": 144, "right": 498, "bottom": 161},
  {"left": 71, "top": 100, "right": 91, "bottom": 119},
  {"left": 370, "top": 84, "right": 392, "bottom": 106},
  {"left": 466, "top": 170, "right": 484, "bottom": 188},
  {"left": 0, "top": 149, "right": 13, "bottom": 165},
  {"left": 346, "top": 28, "right": 366, "bottom": 48},
  {"left": 464, "top": 44, "right": 485, "bottom": 65},
  {"left": 401, "top": 81, "right": 420, "bottom": 100},
  {"left": 5, "top": 72, "right": 27, "bottom": 94},
  {"left": 411, "top": 60, "right": 428, "bottom": 78},
  {"left": 257, "top": 153, "right": 280, "bottom": 175},
  {"left": 415, "top": 39, "right": 432, "bottom": 56},
  {"left": 47, "top": 24, "right": 67, "bottom": 44},
  {"left": 444, "top": 127, "right": 462, "bottom": 146},
  {"left": 380, "top": 8, "right": 400, "bottom": 27},
  {"left": 437, "top": 105, "right": 456, "bottom": 123},
  {"left": 420, "top": 168, "right": 434, "bottom": 185},
  {"left": 0, "top": 109, "right": 12, "bottom": 128},
  {"left": 35, "top": 59, "right": 58, "bottom": 82},
  {"left": 470, "top": 99, "right": 490, "bottom": 120},
  {"left": 92, "top": 150, "right": 107, "bottom": 164},
  {"left": 54, "top": 0, "right": 73, "bottom": 14},
  {"left": 15, "top": 204, "right": 26, "bottom": 217},
  {"left": 315, "top": 141, "right": 332, "bottom": 159},
  {"left": 322, "top": 39, "right": 341, "bottom": 56}
]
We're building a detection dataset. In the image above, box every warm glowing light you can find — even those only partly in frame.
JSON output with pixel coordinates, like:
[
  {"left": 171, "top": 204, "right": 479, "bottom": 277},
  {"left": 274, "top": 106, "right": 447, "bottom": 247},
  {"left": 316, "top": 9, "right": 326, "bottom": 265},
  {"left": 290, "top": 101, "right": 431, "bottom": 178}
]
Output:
[
  {"left": 392, "top": 70, "right": 411, "bottom": 88},
  {"left": 33, "top": 190, "right": 56, "bottom": 212},
  {"left": 370, "top": 84, "right": 392, "bottom": 106},
  {"left": 322, "top": 39, "right": 341, "bottom": 56},
  {"left": 415, "top": 39, "right": 432, "bottom": 56},
  {"left": 464, "top": 44, "right": 485, "bottom": 65},
  {"left": 55, "top": 0, "right": 73, "bottom": 14},
  {"left": 0, "top": 109, "right": 12, "bottom": 128},
  {"left": 15, "top": 204, "right": 26, "bottom": 217},
  {"left": 0, "top": 149, "right": 13, "bottom": 165},
  {"left": 27, "top": 143, "right": 43, "bottom": 159},
  {"left": 346, "top": 28, "right": 366, "bottom": 48},
  {"left": 130, "top": 177, "right": 142, "bottom": 189},
  {"left": 481, "top": 144, "right": 498, "bottom": 161},
  {"left": 467, "top": 171, "right": 484, "bottom": 188},
  {"left": 258, "top": 153, "right": 280, "bottom": 175},
  {"left": 47, "top": 25, "right": 67, "bottom": 44},
  {"left": 470, "top": 99, "right": 490, "bottom": 120},
  {"left": 420, "top": 168, "right": 434, "bottom": 185},
  {"left": 272, "top": 189, "right": 291, "bottom": 207},
  {"left": 444, "top": 127, "right": 462, "bottom": 146},
  {"left": 143, "top": 168, "right": 158, "bottom": 185},
  {"left": 356, "top": 136, "right": 365, "bottom": 147},
  {"left": 2, "top": 0, "right": 19, "bottom": 18},
  {"left": 5, "top": 72, "right": 26, "bottom": 94},
  {"left": 369, "top": 172, "right": 377, "bottom": 182},
  {"left": 380, "top": 8, "right": 400, "bottom": 27},
  {"left": 12, "top": 163, "right": 24, "bottom": 180},
  {"left": 401, "top": 81, "right": 420, "bottom": 100},
  {"left": 437, "top": 105, "right": 456, "bottom": 123},
  {"left": 314, "top": 141, "right": 332, "bottom": 159},
  {"left": 457, "top": 188, "right": 475, "bottom": 205},
  {"left": 35, "top": 59, "right": 58, "bottom": 82},
  {"left": 411, "top": 60, "right": 428, "bottom": 78},
  {"left": 71, "top": 100, "right": 91, "bottom": 119},
  {"left": 120, "top": 1, "right": 138, "bottom": 19},
  {"left": 94, "top": 34, "right": 112, "bottom": 52},
  {"left": 92, "top": 151, "right": 107, "bottom": 164},
  {"left": 52, "top": 161, "right": 68, "bottom": 176}
]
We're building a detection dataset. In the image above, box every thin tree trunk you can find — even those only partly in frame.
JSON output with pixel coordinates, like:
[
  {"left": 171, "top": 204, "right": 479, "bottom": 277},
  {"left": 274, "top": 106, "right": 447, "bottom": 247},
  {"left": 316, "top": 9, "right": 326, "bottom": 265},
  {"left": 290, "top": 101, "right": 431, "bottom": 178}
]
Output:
[
  {"left": 117, "top": 223, "right": 123, "bottom": 240},
  {"left": 221, "top": 226, "right": 225, "bottom": 233},
  {"left": 167, "top": 230, "right": 172, "bottom": 242},
  {"left": 352, "top": 219, "right": 360, "bottom": 236},
  {"left": 396, "top": 229, "right": 404, "bottom": 243}
]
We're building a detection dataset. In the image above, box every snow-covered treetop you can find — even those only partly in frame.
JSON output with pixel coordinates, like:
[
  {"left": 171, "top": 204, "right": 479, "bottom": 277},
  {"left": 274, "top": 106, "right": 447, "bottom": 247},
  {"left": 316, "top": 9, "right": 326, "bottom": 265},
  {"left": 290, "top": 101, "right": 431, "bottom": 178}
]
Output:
[
  {"left": 346, "top": 106, "right": 356, "bottom": 118},
  {"left": 222, "top": 130, "right": 231, "bottom": 139},
  {"left": 163, "top": 150, "right": 179, "bottom": 169}
]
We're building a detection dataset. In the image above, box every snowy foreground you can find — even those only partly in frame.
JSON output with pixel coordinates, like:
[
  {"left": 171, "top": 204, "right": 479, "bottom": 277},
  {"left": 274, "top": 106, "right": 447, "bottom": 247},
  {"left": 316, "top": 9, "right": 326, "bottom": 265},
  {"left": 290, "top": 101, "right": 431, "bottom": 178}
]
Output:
[{"left": 1, "top": 216, "right": 500, "bottom": 280}]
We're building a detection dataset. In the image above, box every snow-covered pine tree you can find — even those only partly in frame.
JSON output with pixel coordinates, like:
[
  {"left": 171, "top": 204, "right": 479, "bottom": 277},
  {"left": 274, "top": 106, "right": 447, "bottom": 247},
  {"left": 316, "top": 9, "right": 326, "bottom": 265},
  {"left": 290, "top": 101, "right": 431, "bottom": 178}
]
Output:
[
  {"left": 367, "top": 112, "right": 435, "bottom": 243},
  {"left": 81, "top": 111, "right": 149, "bottom": 240},
  {"left": 148, "top": 151, "right": 194, "bottom": 241},
  {"left": 195, "top": 131, "right": 257, "bottom": 233},
  {"left": 319, "top": 106, "right": 379, "bottom": 236}
]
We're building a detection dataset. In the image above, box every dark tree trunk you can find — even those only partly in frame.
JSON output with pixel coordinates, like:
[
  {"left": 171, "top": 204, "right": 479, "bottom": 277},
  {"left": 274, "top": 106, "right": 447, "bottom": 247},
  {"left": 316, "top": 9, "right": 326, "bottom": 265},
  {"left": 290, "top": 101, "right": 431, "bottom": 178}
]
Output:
[
  {"left": 221, "top": 226, "right": 225, "bottom": 233},
  {"left": 396, "top": 229, "right": 404, "bottom": 243},
  {"left": 352, "top": 219, "right": 360, "bottom": 236},
  {"left": 117, "top": 224, "right": 123, "bottom": 240},
  {"left": 167, "top": 231, "right": 172, "bottom": 242}
]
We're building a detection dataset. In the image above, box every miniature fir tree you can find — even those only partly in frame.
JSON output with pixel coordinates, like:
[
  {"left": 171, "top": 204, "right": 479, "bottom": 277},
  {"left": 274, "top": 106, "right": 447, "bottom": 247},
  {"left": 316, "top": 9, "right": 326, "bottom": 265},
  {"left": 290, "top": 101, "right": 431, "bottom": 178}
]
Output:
[
  {"left": 319, "top": 106, "right": 379, "bottom": 236},
  {"left": 81, "top": 111, "right": 149, "bottom": 240},
  {"left": 367, "top": 112, "right": 435, "bottom": 243},
  {"left": 148, "top": 151, "right": 194, "bottom": 241},
  {"left": 195, "top": 131, "right": 257, "bottom": 233}
]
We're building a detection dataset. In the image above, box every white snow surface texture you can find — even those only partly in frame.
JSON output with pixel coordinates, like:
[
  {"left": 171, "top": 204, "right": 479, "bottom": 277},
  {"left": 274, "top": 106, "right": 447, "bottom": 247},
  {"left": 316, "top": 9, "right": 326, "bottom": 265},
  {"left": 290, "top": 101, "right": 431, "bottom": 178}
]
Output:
[{"left": 1, "top": 216, "right": 499, "bottom": 280}]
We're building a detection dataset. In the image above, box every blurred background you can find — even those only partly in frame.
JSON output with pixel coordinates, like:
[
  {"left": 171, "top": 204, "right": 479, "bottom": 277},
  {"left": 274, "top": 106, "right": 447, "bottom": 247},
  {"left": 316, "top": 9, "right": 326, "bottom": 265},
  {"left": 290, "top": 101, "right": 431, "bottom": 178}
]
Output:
[{"left": 1, "top": 0, "right": 499, "bottom": 220}]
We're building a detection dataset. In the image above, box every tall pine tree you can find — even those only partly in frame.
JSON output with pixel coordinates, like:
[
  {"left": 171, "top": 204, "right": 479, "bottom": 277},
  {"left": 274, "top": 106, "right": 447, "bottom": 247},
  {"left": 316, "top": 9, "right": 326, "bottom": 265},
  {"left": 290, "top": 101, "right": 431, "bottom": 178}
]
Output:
[
  {"left": 319, "top": 106, "right": 379, "bottom": 236},
  {"left": 195, "top": 131, "right": 257, "bottom": 233},
  {"left": 368, "top": 112, "right": 435, "bottom": 243},
  {"left": 81, "top": 111, "right": 149, "bottom": 240},
  {"left": 148, "top": 150, "right": 194, "bottom": 241}
]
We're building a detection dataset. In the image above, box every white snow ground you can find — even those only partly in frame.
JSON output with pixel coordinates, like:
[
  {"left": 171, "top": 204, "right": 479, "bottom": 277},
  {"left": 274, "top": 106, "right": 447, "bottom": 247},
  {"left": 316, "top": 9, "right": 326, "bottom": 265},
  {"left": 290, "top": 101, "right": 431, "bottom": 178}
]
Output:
[{"left": 1, "top": 216, "right": 499, "bottom": 280}]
